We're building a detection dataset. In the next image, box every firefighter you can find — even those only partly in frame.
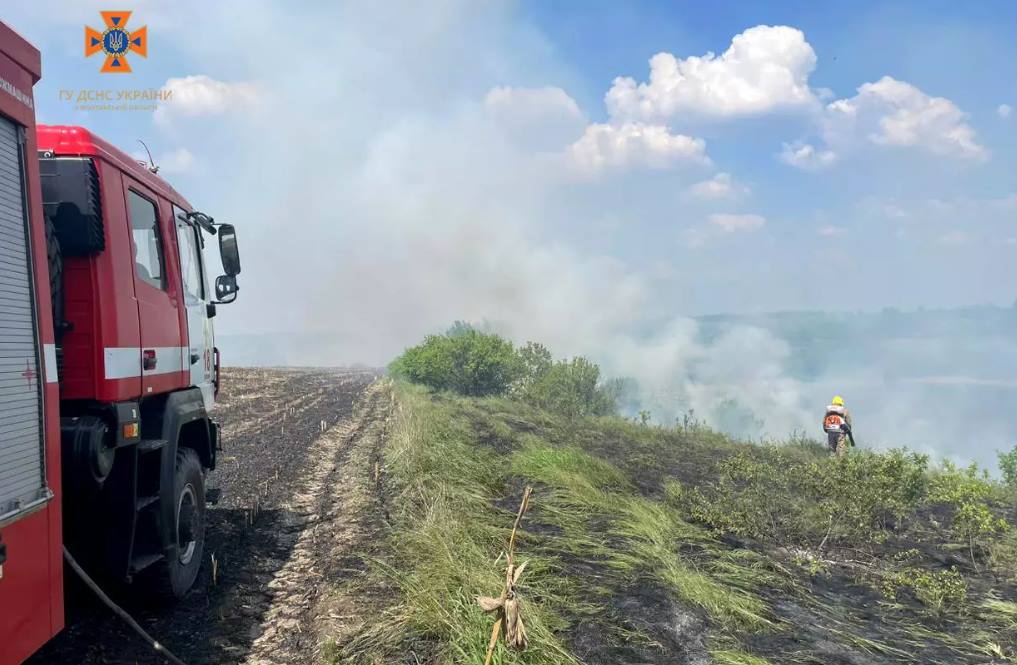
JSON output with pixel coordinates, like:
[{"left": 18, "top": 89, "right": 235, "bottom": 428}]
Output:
[{"left": 823, "top": 395, "right": 853, "bottom": 457}]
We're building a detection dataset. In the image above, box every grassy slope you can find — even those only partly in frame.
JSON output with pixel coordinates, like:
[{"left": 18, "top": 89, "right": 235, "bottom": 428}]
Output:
[{"left": 330, "top": 382, "right": 1017, "bottom": 664}]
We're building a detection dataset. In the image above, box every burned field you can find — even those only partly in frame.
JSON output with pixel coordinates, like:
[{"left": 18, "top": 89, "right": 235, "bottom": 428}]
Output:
[
  {"left": 29, "top": 367, "right": 380, "bottom": 665},
  {"left": 26, "top": 370, "right": 1017, "bottom": 664},
  {"left": 326, "top": 384, "right": 1017, "bottom": 665}
]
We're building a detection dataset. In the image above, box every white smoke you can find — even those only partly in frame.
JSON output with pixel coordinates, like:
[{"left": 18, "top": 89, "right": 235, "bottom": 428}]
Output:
[
  {"left": 10, "top": 2, "right": 1015, "bottom": 470},
  {"left": 166, "top": 3, "right": 1016, "bottom": 470}
]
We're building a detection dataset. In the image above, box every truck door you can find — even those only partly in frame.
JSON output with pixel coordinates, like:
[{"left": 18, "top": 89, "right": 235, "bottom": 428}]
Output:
[
  {"left": 124, "top": 180, "right": 184, "bottom": 396},
  {"left": 174, "top": 206, "right": 214, "bottom": 410}
]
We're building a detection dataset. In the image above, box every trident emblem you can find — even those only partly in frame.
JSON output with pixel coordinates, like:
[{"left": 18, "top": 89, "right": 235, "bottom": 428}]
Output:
[
  {"left": 107, "top": 30, "right": 125, "bottom": 53},
  {"left": 85, "top": 11, "right": 148, "bottom": 74}
]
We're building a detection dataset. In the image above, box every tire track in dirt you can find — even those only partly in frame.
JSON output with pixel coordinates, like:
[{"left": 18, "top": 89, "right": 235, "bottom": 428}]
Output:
[
  {"left": 241, "top": 380, "right": 393, "bottom": 664},
  {"left": 28, "top": 368, "right": 380, "bottom": 665}
]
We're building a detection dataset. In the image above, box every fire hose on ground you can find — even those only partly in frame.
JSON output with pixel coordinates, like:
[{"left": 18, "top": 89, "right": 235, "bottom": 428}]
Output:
[{"left": 62, "top": 547, "right": 188, "bottom": 665}]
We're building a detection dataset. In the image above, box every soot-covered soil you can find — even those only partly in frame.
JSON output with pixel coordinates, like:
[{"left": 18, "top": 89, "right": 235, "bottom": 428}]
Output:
[
  {"left": 461, "top": 398, "right": 1013, "bottom": 665},
  {"left": 28, "top": 367, "right": 380, "bottom": 665}
]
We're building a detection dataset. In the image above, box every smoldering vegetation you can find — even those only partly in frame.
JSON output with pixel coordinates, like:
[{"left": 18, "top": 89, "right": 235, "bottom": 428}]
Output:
[
  {"left": 324, "top": 371, "right": 1017, "bottom": 664},
  {"left": 223, "top": 304, "right": 1017, "bottom": 470}
]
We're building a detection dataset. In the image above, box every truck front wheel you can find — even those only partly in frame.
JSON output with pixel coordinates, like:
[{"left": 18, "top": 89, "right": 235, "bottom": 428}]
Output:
[{"left": 154, "top": 448, "right": 206, "bottom": 598}]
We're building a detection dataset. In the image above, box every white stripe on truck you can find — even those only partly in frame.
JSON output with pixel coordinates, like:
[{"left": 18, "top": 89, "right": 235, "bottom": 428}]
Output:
[
  {"left": 104, "top": 346, "right": 188, "bottom": 379},
  {"left": 43, "top": 343, "right": 57, "bottom": 383}
]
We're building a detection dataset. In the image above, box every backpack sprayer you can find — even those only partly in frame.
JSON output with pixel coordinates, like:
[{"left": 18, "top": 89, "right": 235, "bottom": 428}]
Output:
[{"left": 841, "top": 422, "right": 856, "bottom": 447}]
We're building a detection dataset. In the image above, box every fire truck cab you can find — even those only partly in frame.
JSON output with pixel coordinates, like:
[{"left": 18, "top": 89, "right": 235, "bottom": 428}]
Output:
[{"left": 0, "top": 22, "right": 241, "bottom": 664}]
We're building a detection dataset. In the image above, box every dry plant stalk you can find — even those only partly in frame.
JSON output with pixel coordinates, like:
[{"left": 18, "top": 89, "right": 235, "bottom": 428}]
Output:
[{"left": 477, "top": 486, "right": 533, "bottom": 664}]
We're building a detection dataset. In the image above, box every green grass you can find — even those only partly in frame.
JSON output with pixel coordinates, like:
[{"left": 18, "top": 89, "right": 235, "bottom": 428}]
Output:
[
  {"left": 511, "top": 436, "right": 632, "bottom": 504},
  {"left": 509, "top": 435, "right": 774, "bottom": 632},
  {"left": 710, "top": 649, "right": 775, "bottom": 665},
  {"left": 331, "top": 384, "right": 582, "bottom": 665},
  {"left": 329, "top": 381, "right": 1017, "bottom": 664}
]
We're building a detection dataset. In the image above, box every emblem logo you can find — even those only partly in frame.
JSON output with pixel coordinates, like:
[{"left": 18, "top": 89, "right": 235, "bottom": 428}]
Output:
[{"left": 85, "top": 11, "right": 148, "bottom": 73}]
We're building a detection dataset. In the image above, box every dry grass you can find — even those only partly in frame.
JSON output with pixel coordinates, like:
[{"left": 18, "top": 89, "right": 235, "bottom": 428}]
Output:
[{"left": 326, "top": 382, "right": 1017, "bottom": 664}]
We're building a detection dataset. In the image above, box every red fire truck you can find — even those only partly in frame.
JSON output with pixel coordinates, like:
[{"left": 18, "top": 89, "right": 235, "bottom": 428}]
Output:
[{"left": 0, "top": 24, "right": 241, "bottom": 664}]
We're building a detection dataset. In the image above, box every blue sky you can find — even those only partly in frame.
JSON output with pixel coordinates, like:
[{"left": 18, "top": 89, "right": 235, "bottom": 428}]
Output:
[
  {"left": 7, "top": 2, "right": 1017, "bottom": 460},
  {"left": 7, "top": 1, "right": 1017, "bottom": 338},
  {"left": 524, "top": 5, "right": 1017, "bottom": 242},
  {"left": 525, "top": 1, "right": 1017, "bottom": 113}
]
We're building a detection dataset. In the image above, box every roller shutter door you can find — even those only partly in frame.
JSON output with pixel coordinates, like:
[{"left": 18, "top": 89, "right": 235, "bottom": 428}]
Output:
[{"left": 0, "top": 114, "right": 46, "bottom": 524}]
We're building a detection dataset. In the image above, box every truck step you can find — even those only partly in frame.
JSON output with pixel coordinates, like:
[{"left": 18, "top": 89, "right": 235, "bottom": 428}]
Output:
[
  {"left": 128, "top": 553, "right": 164, "bottom": 575},
  {"left": 137, "top": 439, "right": 167, "bottom": 454},
  {"left": 135, "top": 494, "right": 159, "bottom": 512}
]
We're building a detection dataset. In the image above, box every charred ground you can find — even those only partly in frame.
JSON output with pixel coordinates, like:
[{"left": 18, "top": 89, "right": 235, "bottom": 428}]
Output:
[
  {"left": 27, "top": 368, "right": 1017, "bottom": 664},
  {"left": 29, "top": 367, "right": 379, "bottom": 665},
  {"left": 325, "top": 383, "right": 1017, "bottom": 665}
]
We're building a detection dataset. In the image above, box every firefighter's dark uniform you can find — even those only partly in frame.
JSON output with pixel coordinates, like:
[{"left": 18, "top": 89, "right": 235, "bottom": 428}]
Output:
[{"left": 823, "top": 403, "right": 852, "bottom": 457}]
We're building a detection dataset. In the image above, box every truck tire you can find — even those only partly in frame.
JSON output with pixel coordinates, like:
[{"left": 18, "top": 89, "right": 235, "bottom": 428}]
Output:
[
  {"left": 44, "top": 214, "right": 64, "bottom": 337},
  {"left": 154, "top": 448, "right": 206, "bottom": 599}
]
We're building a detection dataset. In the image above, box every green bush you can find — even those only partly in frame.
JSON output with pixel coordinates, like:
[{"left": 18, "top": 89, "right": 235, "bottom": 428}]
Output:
[
  {"left": 389, "top": 329, "right": 520, "bottom": 396},
  {"left": 999, "top": 445, "right": 1017, "bottom": 489},
  {"left": 928, "top": 462, "right": 1009, "bottom": 563},
  {"left": 674, "top": 444, "right": 1017, "bottom": 572},
  {"left": 674, "top": 447, "right": 930, "bottom": 550},
  {"left": 511, "top": 342, "right": 616, "bottom": 418},
  {"left": 519, "top": 356, "right": 616, "bottom": 419},
  {"left": 514, "top": 341, "right": 553, "bottom": 386},
  {"left": 392, "top": 326, "right": 618, "bottom": 417},
  {"left": 881, "top": 565, "right": 967, "bottom": 616}
]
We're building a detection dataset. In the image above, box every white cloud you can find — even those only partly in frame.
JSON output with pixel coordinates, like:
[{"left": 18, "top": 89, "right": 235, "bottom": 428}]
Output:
[
  {"left": 708, "top": 213, "right": 766, "bottom": 232},
  {"left": 5, "top": 1, "right": 1013, "bottom": 468},
  {"left": 858, "top": 199, "right": 912, "bottom": 221},
  {"left": 999, "top": 104, "right": 1012, "bottom": 119},
  {"left": 782, "top": 76, "right": 987, "bottom": 166},
  {"left": 938, "top": 230, "right": 969, "bottom": 245},
  {"left": 779, "top": 141, "right": 837, "bottom": 170},
  {"left": 155, "top": 75, "right": 260, "bottom": 125},
  {"left": 484, "top": 86, "right": 586, "bottom": 149},
  {"left": 881, "top": 203, "right": 909, "bottom": 219},
  {"left": 825, "top": 76, "right": 986, "bottom": 161},
  {"left": 687, "top": 172, "right": 747, "bottom": 200},
  {"left": 816, "top": 87, "right": 835, "bottom": 101},
  {"left": 606, "top": 25, "right": 818, "bottom": 121},
  {"left": 567, "top": 122, "right": 709, "bottom": 174},
  {"left": 944, "top": 193, "right": 1017, "bottom": 214},
  {"left": 876, "top": 193, "right": 1017, "bottom": 223},
  {"left": 485, "top": 86, "right": 583, "bottom": 125},
  {"left": 860, "top": 194, "right": 1014, "bottom": 248},
  {"left": 157, "top": 147, "right": 197, "bottom": 174},
  {"left": 817, "top": 225, "right": 846, "bottom": 236}
]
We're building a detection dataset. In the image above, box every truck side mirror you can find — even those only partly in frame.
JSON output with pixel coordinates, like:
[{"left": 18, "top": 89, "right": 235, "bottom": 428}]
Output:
[
  {"left": 215, "top": 275, "right": 238, "bottom": 303},
  {"left": 218, "top": 223, "right": 241, "bottom": 277}
]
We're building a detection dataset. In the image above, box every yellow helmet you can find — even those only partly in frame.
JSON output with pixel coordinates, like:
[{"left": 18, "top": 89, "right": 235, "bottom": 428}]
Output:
[{"left": 832, "top": 395, "right": 844, "bottom": 406}]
